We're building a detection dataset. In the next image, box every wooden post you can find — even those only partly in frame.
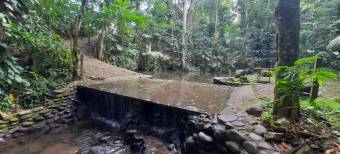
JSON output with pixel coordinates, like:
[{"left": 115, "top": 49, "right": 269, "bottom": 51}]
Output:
[
  {"left": 80, "top": 54, "right": 84, "bottom": 78},
  {"left": 310, "top": 56, "right": 322, "bottom": 102}
]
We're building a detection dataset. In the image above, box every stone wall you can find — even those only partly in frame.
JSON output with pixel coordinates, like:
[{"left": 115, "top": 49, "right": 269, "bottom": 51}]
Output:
[
  {"left": 0, "top": 86, "right": 79, "bottom": 142},
  {"left": 184, "top": 114, "right": 258, "bottom": 154}
]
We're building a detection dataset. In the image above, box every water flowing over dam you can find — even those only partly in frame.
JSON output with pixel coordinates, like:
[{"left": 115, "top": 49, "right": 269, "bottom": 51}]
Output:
[{"left": 78, "top": 78, "right": 233, "bottom": 115}]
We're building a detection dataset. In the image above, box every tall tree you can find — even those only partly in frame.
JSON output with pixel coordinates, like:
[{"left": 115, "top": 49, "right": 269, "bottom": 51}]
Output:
[
  {"left": 72, "top": 0, "right": 87, "bottom": 77},
  {"left": 182, "top": 0, "right": 189, "bottom": 69},
  {"left": 273, "top": 0, "right": 301, "bottom": 121}
]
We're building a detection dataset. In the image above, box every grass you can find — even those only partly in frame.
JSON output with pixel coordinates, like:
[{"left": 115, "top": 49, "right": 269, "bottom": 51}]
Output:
[{"left": 301, "top": 98, "right": 340, "bottom": 129}]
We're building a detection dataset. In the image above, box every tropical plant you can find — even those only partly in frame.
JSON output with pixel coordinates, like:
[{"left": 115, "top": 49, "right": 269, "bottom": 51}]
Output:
[{"left": 273, "top": 56, "right": 336, "bottom": 99}]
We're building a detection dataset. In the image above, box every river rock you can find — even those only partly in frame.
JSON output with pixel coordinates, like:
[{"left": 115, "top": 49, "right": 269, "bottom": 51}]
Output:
[
  {"left": 32, "top": 106, "right": 45, "bottom": 112},
  {"left": 18, "top": 110, "right": 32, "bottom": 116},
  {"left": 185, "top": 136, "right": 195, "bottom": 148},
  {"left": 0, "top": 124, "right": 8, "bottom": 129},
  {"left": 226, "top": 129, "right": 246, "bottom": 144},
  {"left": 246, "top": 107, "right": 263, "bottom": 116},
  {"left": 248, "top": 133, "right": 263, "bottom": 141},
  {"left": 254, "top": 125, "right": 267, "bottom": 136},
  {"left": 33, "top": 116, "right": 45, "bottom": 122},
  {"left": 212, "top": 124, "right": 226, "bottom": 141},
  {"left": 257, "top": 141, "right": 274, "bottom": 150},
  {"left": 242, "top": 141, "right": 257, "bottom": 154},
  {"left": 232, "top": 121, "right": 246, "bottom": 127},
  {"left": 274, "top": 118, "right": 290, "bottom": 127},
  {"left": 22, "top": 121, "right": 34, "bottom": 127},
  {"left": 264, "top": 132, "right": 283, "bottom": 142},
  {"left": 225, "top": 141, "right": 240, "bottom": 153},
  {"left": 198, "top": 132, "right": 213, "bottom": 143},
  {"left": 0, "top": 120, "right": 8, "bottom": 125},
  {"left": 217, "top": 116, "right": 235, "bottom": 129},
  {"left": 9, "top": 117, "right": 18, "bottom": 123},
  {"left": 8, "top": 127, "right": 19, "bottom": 134},
  {"left": 87, "top": 146, "right": 119, "bottom": 154},
  {"left": 194, "top": 122, "right": 205, "bottom": 130},
  {"left": 337, "top": 137, "right": 340, "bottom": 144}
]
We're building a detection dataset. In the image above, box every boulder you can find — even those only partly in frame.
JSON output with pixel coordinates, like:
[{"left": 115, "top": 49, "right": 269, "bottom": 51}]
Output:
[
  {"left": 247, "top": 133, "right": 263, "bottom": 141},
  {"left": 246, "top": 107, "right": 263, "bottom": 116},
  {"left": 264, "top": 132, "right": 283, "bottom": 142},
  {"left": 212, "top": 124, "right": 226, "bottom": 141},
  {"left": 257, "top": 141, "right": 274, "bottom": 150},
  {"left": 225, "top": 141, "right": 240, "bottom": 153},
  {"left": 198, "top": 132, "right": 213, "bottom": 143},
  {"left": 242, "top": 141, "right": 257, "bottom": 154},
  {"left": 274, "top": 118, "right": 290, "bottom": 127},
  {"left": 254, "top": 125, "right": 267, "bottom": 136},
  {"left": 225, "top": 129, "right": 246, "bottom": 144}
]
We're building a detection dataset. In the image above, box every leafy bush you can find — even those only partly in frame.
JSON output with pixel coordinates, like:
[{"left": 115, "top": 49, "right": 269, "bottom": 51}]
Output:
[
  {"left": 1, "top": 15, "right": 74, "bottom": 111},
  {"left": 273, "top": 56, "right": 337, "bottom": 100},
  {"left": 0, "top": 54, "right": 30, "bottom": 111}
]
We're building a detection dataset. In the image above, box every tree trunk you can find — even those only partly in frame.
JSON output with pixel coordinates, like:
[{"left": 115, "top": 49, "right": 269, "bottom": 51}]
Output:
[
  {"left": 182, "top": 0, "right": 188, "bottom": 69},
  {"left": 72, "top": 0, "right": 87, "bottom": 78},
  {"left": 96, "top": 0, "right": 110, "bottom": 61},
  {"left": 273, "top": 0, "right": 300, "bottom": 121},
  {"left": 96, "top": 25, "right": 107, "bottom": 60}
]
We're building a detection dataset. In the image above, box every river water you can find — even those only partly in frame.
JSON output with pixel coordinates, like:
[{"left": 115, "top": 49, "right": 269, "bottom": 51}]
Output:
[{"left": 0, "top": 121, "right": 170, "bottom": 154}]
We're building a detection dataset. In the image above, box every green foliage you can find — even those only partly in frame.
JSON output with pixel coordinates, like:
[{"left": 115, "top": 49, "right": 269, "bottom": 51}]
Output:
[
  {"left": 0, "top": 54, "right": 30, "bottom": 111},
  {"left": 1, "top": 7, "right": 74, "bottom": 111},
  {"left": 261, "top": 111, "right": 274, "bottom": 123},
  {"left": 273, "top": 56, "right": 337, "bottom": 98}
]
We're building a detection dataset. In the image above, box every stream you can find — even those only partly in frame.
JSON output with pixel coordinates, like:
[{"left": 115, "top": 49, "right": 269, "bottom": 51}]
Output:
[{"left": 0, "top": 121, "right": 171, "bottom": 154}]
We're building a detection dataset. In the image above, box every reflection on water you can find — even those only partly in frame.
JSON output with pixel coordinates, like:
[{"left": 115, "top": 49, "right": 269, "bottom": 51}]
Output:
[{"left": 89, "top": 78, "right": 232, "bottom": 113}]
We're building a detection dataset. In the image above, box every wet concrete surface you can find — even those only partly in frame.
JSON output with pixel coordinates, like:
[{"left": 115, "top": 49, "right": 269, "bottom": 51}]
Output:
[{"left": 87, "top": 78, "right": 233, "bottom": 114}]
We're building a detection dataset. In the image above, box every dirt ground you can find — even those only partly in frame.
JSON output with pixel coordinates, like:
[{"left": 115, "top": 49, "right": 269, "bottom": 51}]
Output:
[{"left": 83, "top": 56, "right": 140, "bottom": 79}]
